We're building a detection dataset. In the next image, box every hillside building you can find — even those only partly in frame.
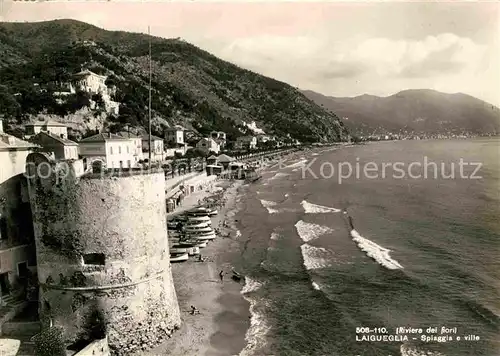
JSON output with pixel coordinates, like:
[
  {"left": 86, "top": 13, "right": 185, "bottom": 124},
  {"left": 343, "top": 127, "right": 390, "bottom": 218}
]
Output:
[
  {"left": 196, "top": 138, "right": 220, "bottom": 155},
  {"left": 72, "top": 69, "right": 107, "bottom": 94},
  {"left": 79, "top": 133, "right": 135, "bottom": 169},
  {"left": 165, "top": 125, "right": 185, "bottom": 147},
  {"left": 210, "top": 131, "right": 226, "bottom": 148},
  {"left": 71, "top": 70, "right": 120, "bottom": 115},
  {"left": 141, "top": 134, "right": 165, "bottom": 162},
  {"left": 116, "top": 131, "right": 143, "bottom": 164},
  {"left": 29, "top": 131, "right": 79, "bottom": 161},
  {"left": 24, "top": 120, "right": 68, "bottom": 140},
  {"left": 234, "top": 136, "right": 257, "bottom": 150}
]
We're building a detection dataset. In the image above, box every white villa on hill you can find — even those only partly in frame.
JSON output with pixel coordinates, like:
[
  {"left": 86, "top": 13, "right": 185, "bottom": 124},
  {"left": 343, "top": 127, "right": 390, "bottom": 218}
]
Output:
[
  {"left": 73, "top": 69, "right": 107, "bottom": 94},
  {"left": 51, "top": 69, "right": 120, "bottom": 115}
]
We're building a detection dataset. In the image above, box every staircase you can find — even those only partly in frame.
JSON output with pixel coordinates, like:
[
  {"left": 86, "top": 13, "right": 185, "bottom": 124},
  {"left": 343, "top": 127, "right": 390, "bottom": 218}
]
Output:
[
  {"left": 1, "top": 295, "right": 25, "bottom": 309},
  {"left": 0, "top": 297, "right": 38, "bottom": 356},
  {"left": 0, "top": 321, "right": 40, "bottom": 356}
]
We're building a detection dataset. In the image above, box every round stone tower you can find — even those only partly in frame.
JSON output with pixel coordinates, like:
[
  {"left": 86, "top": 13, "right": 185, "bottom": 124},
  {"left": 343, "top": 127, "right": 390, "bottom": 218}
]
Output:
[{"left": 25, "top": 153, "right": 181, "bottom": 355}]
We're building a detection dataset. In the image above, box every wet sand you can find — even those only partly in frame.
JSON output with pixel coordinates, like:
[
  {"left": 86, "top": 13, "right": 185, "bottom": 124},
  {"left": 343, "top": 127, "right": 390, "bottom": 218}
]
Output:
[
  {"left": 143, "top": 180, "right": 249, "bottom": 356},
  {"left": 142, "top": 149, "right": 310, "bottom": 356}
]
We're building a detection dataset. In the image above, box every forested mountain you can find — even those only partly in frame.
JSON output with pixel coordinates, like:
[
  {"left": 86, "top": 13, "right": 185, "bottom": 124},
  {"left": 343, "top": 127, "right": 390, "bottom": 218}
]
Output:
[
  {"left": 0, "top": 19, "right": 349, "bottom": 143},
  {"left": 302, "top": 89, "right": 500, "bottom": 137}
]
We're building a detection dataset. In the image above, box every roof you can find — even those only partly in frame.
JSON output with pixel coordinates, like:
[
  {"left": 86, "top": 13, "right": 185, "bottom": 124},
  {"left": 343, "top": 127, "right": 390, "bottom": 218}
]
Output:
[
  {"left": 73, "top": 69, "right": 107, "bottom": 79},
  {"left": 237, "top": 136, "right": 256, "bottom": 142},
  {"left": 165, "top": 125, "right": 185, "bottom": 131},
  {"left": 197, "top": 137, "right": 217, "bottom": 145},
  {"left": 26, "top": 120, "right": 67, "bottom": 127},
  {"left": 207, "top": 155, "right": 218, "bottom": 160},
  {"left": 0, "top": 133, "right": 38, "bottom": 150},
  {"left": 217, "top": 154, "right": 235, "bottom": 162},
  {"left": 116, "top": 131, "right": 140, "bottom": 139},
  {"left": 141, "top": 134, "right": 163, "bottom": 141},
  {"left": 31, "top": 132, "right": 78, "bottom": 146},
  {"left": 79, "top": 133, "right": 129, "bottom": 143}
]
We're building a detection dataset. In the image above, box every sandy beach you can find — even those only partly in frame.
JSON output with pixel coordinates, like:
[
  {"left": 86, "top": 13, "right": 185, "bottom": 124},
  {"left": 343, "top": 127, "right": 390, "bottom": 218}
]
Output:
[
  {"left": 139, "top": 149, "right": 308, "bottom": 356},
  {"left": 141, "top": 179, "right": 249, "bottom": 356}
]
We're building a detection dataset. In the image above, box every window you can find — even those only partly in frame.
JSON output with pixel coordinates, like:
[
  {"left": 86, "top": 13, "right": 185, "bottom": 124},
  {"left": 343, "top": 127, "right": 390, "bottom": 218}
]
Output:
[
  {"left": 83, "top": 253, "right": 105, "bottom": 265},
  {"left": 118, "top": 146, "right": 122, "bottom": 154},
  {"left": 127, "top": 146, "right": 129, "bottom": 153},
  {"left": 110, "top": 146, "right": 113, "bottom": 155},
  {"left": 127, "top": 160, "right": 131, "bottom": 167},
  {"left": 119, "top": 161, "right": 123, "bottom": 168}
]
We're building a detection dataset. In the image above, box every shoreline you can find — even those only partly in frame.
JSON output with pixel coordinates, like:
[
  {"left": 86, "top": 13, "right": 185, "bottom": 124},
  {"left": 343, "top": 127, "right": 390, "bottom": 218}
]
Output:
[
  {"left": 143, "top": 148, "right": 315, "bottom": 356},
  {"left": 142, "top": 180, "right": 249, "bottom": 356}
]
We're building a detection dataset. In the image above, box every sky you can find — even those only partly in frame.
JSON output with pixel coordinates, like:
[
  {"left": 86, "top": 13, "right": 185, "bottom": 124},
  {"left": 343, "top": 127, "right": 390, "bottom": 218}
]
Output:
[{"left": 1, "top": 1, "right": 499, "bottom": 106}]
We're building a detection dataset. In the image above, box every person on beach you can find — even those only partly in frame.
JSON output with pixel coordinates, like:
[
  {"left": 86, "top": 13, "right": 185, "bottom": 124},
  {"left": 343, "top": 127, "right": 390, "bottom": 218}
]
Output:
[
  {"left": 190, "top": 305, "right": 200, "bottom": 315},
  {"left": 219, "top": 270, "right": 224, "bottom": 282}
]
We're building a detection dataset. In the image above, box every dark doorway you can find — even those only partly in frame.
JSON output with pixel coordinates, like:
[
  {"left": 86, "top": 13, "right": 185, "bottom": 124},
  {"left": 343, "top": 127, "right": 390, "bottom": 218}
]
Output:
[
  {"left": 0, "top": 215, "right": 8, "bottom": 241},
  {"left": 91, "top": 160, "right": 104, "bottom": 173},
  {"left": 17, "top": 261, "right": 28, "bottom": 278},
  {"left": 0, "top": 273, "right": 10, "bottom": 295}
]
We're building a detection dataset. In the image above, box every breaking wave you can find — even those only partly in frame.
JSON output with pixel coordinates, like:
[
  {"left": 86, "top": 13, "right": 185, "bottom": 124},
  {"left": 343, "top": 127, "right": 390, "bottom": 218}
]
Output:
[
  {"left": 240, "top": 277, "right": 271, "bottom": 356},
  {"left": 260, "top": 200, "right": 279, "bottom": 214},
  {"left": 350, "top": 229, "right": 404, "bottom": 270},
  {"left": 301, "top": 200, "right": 341, "bottom": 213},
  {"left": 285, "top": 159, "right": 308, "bottom": 169},
  {"left": 295, "top": 220, "right": 333, "bottom": 242},
  {"left": 300, "top": 243, "right": 335, "bottom": 270},
  {"left": 270, "top": 172, "right": 290, "bottom": 180},
  {"left": 400, "top": 344, "right": 446, "bottom": 356},
  {"left": 270, "top": 232, "right": 280, "bottom": 241},
  {"left": 311, "top": 281, "right": 321, "bottom": 290}
]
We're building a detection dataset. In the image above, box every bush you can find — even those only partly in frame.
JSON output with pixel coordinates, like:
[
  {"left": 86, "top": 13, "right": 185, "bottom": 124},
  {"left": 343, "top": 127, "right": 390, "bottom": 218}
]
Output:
[{"left": 33, "top": 326, "right": 66, "bottom": 356}]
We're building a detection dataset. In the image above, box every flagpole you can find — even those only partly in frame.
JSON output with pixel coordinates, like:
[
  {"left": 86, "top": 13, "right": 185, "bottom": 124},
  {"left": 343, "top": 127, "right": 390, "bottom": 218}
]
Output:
[{"left": 148, "top": 25, "right": 152, "bottom": 165}]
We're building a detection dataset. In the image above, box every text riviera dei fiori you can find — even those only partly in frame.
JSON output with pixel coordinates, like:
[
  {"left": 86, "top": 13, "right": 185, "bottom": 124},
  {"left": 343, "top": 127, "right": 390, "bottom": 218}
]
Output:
[{"left": 356, "top": 326, "right": 480, "bottom": 342}]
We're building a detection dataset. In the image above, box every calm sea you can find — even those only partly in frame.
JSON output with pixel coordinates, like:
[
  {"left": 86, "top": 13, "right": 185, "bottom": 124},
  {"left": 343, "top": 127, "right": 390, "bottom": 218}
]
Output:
[{"left": 233, "top": 139, "right": 500, "bottom": 356}]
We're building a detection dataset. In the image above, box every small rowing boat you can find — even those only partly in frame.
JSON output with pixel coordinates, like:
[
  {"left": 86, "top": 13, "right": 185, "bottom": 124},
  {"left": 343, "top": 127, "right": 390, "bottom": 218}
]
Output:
[{"left": 170, "top": 252, "right": 189, "bottom": 262}]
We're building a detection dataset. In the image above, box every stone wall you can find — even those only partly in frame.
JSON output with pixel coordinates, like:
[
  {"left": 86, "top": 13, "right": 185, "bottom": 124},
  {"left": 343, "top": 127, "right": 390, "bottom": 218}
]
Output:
[
  {"left": 26, "top": 155, "right": 181, "bottom": 355},
  {"left": 74, "top": 337, "right": 110, "bottom": 356}
]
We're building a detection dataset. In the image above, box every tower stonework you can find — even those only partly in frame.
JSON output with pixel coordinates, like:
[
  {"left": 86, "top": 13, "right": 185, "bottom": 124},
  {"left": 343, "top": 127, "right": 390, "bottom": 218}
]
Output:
[{"left": 26, "top": 153, "right": 181, "bottom": 355}]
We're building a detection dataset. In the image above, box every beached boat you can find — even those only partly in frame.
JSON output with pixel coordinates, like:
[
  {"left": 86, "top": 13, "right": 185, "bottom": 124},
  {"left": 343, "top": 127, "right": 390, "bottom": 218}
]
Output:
[
  {"left": 170, "top": 252, "right": 189, "bottom": 262},
  {"left": 179, "top": 239, "right": 208, "bottom": 248},
  {"left": 186, "top": 231, "right": 216, "bottom": 241},
  {"left": 171, "top": 240, "right": 202, "bottom": 253},
  {"left": 184, "top": 223, "right": 213, "bottom": 233},
  {"left": 187, "top": 215, "right": 212, "bottom": 225},
  {"left": 187, "top": 207, "right": 218, "bottom": 217},
  {"left": 232, "top": 268, "right": 243, "bottom": 282},
  {"left": 184, "top": 221, "right": 209, "bottom": 228},
  {"left": 187, "top": 208, "right": 210, "bottom": 217},
  {"left": 206, "top": 208, "right": 218, "bottom": 216}
]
